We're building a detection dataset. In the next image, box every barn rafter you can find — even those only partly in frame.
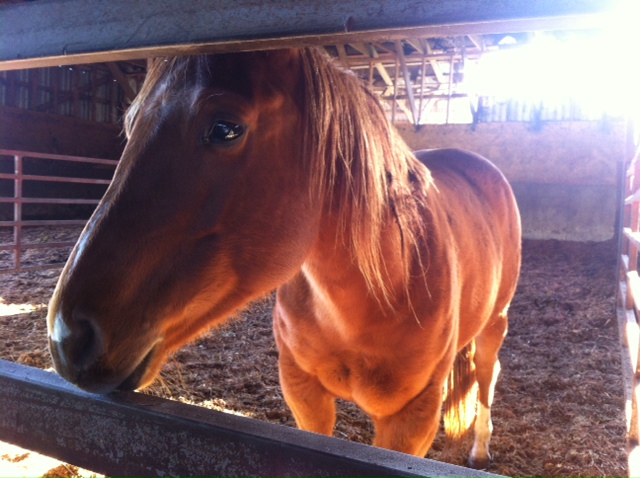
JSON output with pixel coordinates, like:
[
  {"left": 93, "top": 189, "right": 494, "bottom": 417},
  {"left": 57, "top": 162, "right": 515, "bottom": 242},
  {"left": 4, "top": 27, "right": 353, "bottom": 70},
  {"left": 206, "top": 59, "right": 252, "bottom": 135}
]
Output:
[
  {"left": 0, "top": 29, "right": 608, "bottom": 127},
  {"left": 0, "top": 0, "right": 621, "bottom": 126},
  {"left": 323, "top": 35, "right": 490, "bottom": 124}
]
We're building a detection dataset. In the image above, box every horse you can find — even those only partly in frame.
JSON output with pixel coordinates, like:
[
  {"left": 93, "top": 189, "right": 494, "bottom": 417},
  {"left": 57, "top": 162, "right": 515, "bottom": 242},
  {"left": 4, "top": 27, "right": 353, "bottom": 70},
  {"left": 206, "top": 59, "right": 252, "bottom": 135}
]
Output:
[{"left": 46, "top": 48, "right": 521, "bottom": 469}]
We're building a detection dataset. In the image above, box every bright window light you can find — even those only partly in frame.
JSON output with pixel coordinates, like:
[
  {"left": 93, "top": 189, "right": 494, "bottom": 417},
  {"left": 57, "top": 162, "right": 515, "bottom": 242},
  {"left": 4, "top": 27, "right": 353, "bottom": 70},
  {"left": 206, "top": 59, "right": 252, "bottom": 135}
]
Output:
[{"left": 465, "top": 1, "right": 640, "bottom": 119}]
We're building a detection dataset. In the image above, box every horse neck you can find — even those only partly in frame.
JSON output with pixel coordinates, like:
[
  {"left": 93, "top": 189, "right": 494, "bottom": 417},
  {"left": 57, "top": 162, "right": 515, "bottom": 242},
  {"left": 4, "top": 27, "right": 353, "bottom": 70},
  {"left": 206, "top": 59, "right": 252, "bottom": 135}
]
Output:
[{"left": 301, "top": 206, "right": 408, "bottom": 318}]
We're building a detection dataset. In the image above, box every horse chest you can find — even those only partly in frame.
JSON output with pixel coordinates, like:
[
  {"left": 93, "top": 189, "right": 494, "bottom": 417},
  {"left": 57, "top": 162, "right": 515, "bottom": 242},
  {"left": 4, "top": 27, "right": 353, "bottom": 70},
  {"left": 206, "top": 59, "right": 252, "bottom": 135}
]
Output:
[
  {"left": 319, "top": 348, "right": 433, "bottom": 418},
  {"left": 275, "top": 303, "right": 435, "bottom": 416}
]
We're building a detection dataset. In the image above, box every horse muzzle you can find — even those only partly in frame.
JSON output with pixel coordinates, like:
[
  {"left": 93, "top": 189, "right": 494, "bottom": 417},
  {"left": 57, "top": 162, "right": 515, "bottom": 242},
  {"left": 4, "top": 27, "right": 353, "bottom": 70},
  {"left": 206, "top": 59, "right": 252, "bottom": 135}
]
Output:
[{"left": 48, "top": 311, "right": 159, "bottom": 394}]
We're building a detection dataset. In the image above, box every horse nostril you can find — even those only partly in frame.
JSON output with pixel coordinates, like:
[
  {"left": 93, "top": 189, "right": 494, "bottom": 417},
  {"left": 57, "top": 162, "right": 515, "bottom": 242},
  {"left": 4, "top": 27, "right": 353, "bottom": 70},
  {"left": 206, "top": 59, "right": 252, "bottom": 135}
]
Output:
[{"left": 58, "top": 317, "right": 104, "bottom": 374}]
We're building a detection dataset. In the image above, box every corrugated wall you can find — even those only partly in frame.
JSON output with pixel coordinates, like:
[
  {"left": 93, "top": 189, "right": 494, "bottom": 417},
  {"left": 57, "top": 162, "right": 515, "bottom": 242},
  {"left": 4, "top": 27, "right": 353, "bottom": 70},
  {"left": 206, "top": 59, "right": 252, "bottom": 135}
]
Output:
[{"left": 0, "top": 66, "right": 124, "bottom": 125}]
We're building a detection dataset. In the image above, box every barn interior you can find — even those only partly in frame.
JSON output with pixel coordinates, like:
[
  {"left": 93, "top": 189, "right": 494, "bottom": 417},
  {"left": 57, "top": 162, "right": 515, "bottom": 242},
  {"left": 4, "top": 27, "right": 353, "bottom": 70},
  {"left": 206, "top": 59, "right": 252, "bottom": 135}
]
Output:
[
  {"left": 0, "top": 1, "right": 637, "bottom": 477},
  {"left": 1, "top": 23, "right": 629, "bottom": 241}
]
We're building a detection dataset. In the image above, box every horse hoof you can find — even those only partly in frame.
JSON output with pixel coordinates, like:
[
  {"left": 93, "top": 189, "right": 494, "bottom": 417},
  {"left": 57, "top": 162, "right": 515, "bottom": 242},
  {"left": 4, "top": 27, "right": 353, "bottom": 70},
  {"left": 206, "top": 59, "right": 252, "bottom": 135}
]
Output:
[{"left": 467, "top": 453, "right": 492, "bottom": 470}]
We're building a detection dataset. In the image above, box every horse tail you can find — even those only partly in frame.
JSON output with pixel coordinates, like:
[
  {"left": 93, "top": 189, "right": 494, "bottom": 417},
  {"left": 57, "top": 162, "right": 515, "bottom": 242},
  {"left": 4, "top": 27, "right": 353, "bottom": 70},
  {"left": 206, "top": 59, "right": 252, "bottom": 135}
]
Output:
[{"left": 443, "top": 341, "right": 478, "bottom": 440}]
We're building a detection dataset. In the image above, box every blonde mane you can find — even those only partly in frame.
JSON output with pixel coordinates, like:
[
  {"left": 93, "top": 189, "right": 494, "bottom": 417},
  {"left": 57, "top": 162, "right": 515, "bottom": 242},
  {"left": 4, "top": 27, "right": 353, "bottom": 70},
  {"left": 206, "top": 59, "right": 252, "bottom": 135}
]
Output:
[{"left": 299, "top": 48, "right": 432, "bottom": 305}]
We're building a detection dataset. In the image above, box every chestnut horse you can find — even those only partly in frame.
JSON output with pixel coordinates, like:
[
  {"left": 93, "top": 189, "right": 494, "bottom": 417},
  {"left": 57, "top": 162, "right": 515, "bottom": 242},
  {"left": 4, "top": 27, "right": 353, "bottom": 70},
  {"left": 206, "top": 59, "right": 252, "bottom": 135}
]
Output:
[{"left": 47, "top": 48, "right": 521, "bottom": 468}]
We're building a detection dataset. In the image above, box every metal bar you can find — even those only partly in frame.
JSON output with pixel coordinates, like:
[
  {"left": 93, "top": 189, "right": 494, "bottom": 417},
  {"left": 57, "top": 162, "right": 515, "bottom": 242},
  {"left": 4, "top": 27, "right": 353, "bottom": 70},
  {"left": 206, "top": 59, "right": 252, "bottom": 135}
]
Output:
[
  {"left": 13, "top": 154, "right": 22, "bottom": 272},
  {"left": 0, "top": 198, "right": 101, "bottom": 205},
  {"left": 0, "top": 149, "right": 118, "bottom": 166},
  {"left": 0, "top": 262, "right": 67, "bottom": 274},
  {"left": 621, "top": 122, "right": 640, "bottom": 477},
  {"left": 0, "top": 149, "right": 108, "bottom": 273},
  {"left": 0, "top": 220, "right": 87, "bottom": 227},
  {"left": 0, "top": 241, "right": 77, "bottom": 252},
  {"left": 624, "top": 228, "right": 640, "bottom": 251},
  {"left": 626, "top": 189, "right": 640, "bottom": 205},
  {"left": 0, "top": 360, "right": 501, "bottom": 478},
  {"left": 0, "top": 0, "right": 613, "bottom": 70},
  {"left": 0, "top": 173, "right": 112, "bottom": 185}
]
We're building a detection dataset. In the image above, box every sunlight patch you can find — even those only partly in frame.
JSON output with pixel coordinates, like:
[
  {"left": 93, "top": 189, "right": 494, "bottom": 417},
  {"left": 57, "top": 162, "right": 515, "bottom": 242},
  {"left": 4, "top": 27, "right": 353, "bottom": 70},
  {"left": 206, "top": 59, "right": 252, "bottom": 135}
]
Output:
[
  {"left": 0, "top": 299, "right": 46, "bottom": 317},
  {"left": 0, "top": 440, "right": 103, "bottom": 478}
]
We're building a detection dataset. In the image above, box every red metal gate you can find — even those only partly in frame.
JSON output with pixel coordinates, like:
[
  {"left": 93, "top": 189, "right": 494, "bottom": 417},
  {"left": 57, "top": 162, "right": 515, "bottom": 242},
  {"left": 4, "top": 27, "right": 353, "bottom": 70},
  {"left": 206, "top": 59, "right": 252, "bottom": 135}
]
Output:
[
  {"left": 0, "top": 148, "right": 117, "bottom": 273},
  {"left": 618, "top": 123, "right": 640, "bottom": 476}
]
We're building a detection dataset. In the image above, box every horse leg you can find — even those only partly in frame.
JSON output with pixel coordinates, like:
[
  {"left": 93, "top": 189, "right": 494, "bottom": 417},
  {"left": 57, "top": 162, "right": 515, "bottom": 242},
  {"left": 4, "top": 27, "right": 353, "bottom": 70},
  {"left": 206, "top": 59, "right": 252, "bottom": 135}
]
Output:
[
  {"left": 372, "top": 378, "right": 446, "bottom": 457},
  {"left": 468, "top": 310, "right": 509, "bottom": 469},
  {"left": 278, "top": 345, "right": 336, "bottom": 435}
]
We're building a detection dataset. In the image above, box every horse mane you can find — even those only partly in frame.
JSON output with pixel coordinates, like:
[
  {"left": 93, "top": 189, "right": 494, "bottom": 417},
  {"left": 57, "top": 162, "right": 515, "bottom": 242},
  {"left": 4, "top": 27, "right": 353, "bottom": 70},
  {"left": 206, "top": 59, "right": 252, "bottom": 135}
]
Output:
[
  {"left": 124, "top": 49, "right": 433, "bottom": 308},
  {"left": 299, "top": 48, "right": 432, "bottom": 306}
]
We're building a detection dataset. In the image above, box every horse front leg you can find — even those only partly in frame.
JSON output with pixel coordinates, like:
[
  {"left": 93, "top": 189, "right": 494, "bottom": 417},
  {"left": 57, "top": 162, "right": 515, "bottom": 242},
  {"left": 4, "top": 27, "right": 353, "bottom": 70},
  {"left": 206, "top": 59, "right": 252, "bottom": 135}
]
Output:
[
  {"left": 372, "top": 379, "right": 445, "bottom": 457},
  {"left": 277, "top": 345, "right": 336, "bottom": 435}
]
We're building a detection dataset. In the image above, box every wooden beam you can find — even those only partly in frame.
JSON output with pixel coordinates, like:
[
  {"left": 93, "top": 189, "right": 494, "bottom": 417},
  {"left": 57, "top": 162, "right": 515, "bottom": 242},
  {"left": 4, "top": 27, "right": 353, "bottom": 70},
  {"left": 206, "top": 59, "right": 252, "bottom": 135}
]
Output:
[
  {"left": 406, "top": 39, "right": 426, "bottom": 55},
  {"left": 395, "top": 41, "right": 419, "bottom": 124},
  {"left": 424, "top": 41, "right": 446, "bottom": 85},
  {"left": 106, "top": 63, "right": 137, "bottom": 103},
  {"left": 375, "top": 63, "right": 395, "bottom": 95},
  {"left": 0, "top": 0, "right": 613, "bottom": 70},
  {"left": 336, "top": 44, "right": 351, "bottom": 70},
  {"left": 0, "top": 360, "right": 500, "bottom": 478},
  {"left": 467, "top": 35, "right": 485, "bottom": 51}
]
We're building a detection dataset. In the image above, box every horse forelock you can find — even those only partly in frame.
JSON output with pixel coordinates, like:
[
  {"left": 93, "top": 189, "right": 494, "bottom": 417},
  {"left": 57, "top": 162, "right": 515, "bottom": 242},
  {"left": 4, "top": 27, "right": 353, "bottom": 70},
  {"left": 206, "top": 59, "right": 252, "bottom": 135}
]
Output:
[
  {"left": 124, "top": 57, "right": 206, "bottom": 139},
  {"left": 298, "top": 49, "right": 432, "bottom": 306}
]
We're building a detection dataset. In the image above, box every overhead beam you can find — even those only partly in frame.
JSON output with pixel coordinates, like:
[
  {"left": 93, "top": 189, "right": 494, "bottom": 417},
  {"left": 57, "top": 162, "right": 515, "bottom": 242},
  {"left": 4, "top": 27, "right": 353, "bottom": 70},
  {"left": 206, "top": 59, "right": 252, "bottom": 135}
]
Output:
[
  {"left": 336, "top": 44, "right": 351, "bottom": 70},
  {"left": 0, "top": 360, "right": 500, "bottom": 477},
  {"left": 344, "top": 50, "right": 483, "bottom": 70},
  {"left": 105, "top": 63, "right": 137, "bottom": 103},
  {"left": 467, "top": 35, "right": 485, "bottom": 51},
  {"left": 395, "top": 41, "right": 419, "bottom": 124},
  {"left": 424, "top": 41, "right": 447, "bottom": 87},
  {"left": 349, "top": 43, "right": 395, "bottom": 96},
  {"left": 0, "top": 0, "right": 614, "bottom": 70}
]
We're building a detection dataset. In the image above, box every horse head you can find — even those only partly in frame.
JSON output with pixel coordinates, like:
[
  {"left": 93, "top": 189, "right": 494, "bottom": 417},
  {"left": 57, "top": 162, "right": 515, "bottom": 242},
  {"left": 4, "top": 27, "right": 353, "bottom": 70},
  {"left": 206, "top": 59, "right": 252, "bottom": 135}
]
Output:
[{"left": 47, "top": 50, "right": 321, "bottom": 393}]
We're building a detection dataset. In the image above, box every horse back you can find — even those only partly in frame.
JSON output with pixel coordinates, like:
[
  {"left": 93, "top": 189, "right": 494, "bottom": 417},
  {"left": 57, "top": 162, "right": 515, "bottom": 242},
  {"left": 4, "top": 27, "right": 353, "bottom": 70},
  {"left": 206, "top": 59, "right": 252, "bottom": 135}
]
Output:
[{"left": 416, "top": 148, "right": 520, "bottom": 245}]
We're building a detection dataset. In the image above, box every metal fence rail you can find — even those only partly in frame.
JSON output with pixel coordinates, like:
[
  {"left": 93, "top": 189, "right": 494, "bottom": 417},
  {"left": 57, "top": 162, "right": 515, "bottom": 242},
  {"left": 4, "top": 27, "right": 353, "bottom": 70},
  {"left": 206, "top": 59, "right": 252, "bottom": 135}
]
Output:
[
  {"left": 0, "top": 360, "right": 501, "bottom": 478},
  {"left": 618, "top": 124, "right": 640, "bottom": 476},
  {"left": 0, "top": 148, "right": 117, "bottom": 273}
]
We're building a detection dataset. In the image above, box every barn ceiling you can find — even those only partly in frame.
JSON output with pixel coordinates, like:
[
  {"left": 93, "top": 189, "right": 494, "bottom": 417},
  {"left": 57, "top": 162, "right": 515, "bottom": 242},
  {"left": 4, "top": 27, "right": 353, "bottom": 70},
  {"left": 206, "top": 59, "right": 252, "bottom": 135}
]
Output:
[
  {"left": 106, "top": 30, "right": 583, "bottom": 125},
  {"left": 323, "top": 34, "right": 513, "bottom": 124},
  {"left": 0, "top": 29, "right": 605, "bottom": 126},
  {"left": 0, "top": 0, "right": 621, "bottom": 125}
]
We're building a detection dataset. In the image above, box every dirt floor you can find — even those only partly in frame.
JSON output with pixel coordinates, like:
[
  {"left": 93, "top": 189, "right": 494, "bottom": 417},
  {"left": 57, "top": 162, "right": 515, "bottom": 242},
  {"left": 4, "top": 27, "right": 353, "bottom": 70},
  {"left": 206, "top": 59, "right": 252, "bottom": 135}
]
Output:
[{"left": 0, "top": 232, "right": 629, "bottom": 477}]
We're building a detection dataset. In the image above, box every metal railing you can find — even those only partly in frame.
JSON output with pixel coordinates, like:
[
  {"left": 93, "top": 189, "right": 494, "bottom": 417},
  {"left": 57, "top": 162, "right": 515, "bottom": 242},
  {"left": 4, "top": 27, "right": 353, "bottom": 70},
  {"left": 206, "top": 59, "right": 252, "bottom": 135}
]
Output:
[
  {"left": 618, "top": 127, "right": 640, "bottom": 477},
  {"left": 0, "top": 148, "right": 117, "bottom": 273}
]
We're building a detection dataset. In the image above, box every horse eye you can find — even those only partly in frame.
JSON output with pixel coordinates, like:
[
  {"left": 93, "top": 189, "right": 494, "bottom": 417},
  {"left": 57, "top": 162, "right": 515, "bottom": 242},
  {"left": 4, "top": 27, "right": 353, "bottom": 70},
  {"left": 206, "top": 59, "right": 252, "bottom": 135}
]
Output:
[{"left": 204, "top": 120, "right": 245, "bottom": 144}]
